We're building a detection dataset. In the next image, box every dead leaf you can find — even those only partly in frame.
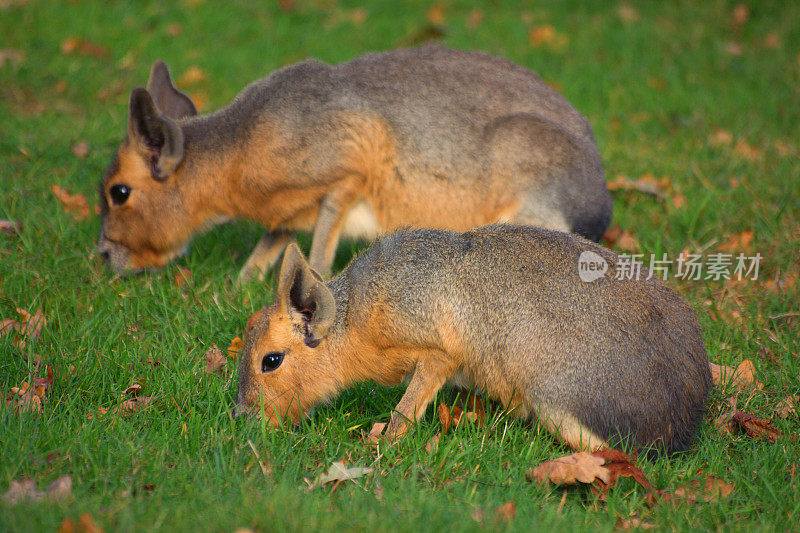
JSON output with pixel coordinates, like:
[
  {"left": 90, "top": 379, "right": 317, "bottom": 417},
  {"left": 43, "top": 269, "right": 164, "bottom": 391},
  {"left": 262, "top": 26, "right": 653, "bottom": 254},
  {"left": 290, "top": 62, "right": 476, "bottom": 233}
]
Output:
[
  {"left": 718, "top": 230, "right": 753, "bottom": 252},
  {"left": 732, "top": 4, "right": 749, "bottom": 27},
  {"left": 776, "top": 395, "right": 798, "bottom": 418},
  {"left": 591, "top": 449, "right": 653, "bottom": 495},
  {"left": 204, "top": 344, "right": 226, "bottom": 376},
  {"left": 227, "top": 336, "right": 244, "bottom": 358},
  {"left": 466, "top": 9, "right": 483, "bottom": 29},
  {"left": 527, "top": 451, "right": 609, "bottom": 485},
  {"left": 60, "top": 36, "right": 109, "bottom": 57},
  {"left": 671, "top": 194, "right": 686, "bottom": 209},
  {"left": 709, "top": 129, "right": 733, "bottom": 146},
  {"left": 617, "top": 4, "right": 639, "bottom": 23},
  {"left": 0, "top": 48, "right": 24, "bottom": 66},
  {"left": 617, "top": 517, "right": 656, "bottom": 530},
  {"left": 494, "top": 501, "right": 516, "bottom": 522},
  {"left": 5, "top": 364, "right": 53, "bottom": 415},
  {"left": 173, "top": 267, "right": 191, "bottom": 287},
  {"left": 118, "top": 396, "right": 155, "bottom": 417},
  {"left": 661, "top": 476, "right": 734, "bottom": 504},
  {"left": 607, "top": 174, "right": 671, "bottom": 199},
  {"left": 2, "top": 475, "right": 71, "bottom": 505},
  {"left": 724, "top": 42, "right": 743, "bottom": 56},
  {"left": 529, "top": 25, "right": 568, "bottom": 50},
  {"left": 123, "top": 380, "right": 143, "bottom": 396},
  {"left": 167, "top": 23, "right": 182, "bottom": 36},
  {"left": 178, "top": 66, "right": 206, "bottom": 86},
  {"left": 709, "top": 359, "right": 762, "bottom": 389},
  {"left": 71, "top": 141, "right": 89, "bottom": 159},
  {"left": 616, "top": 231, "right": 639, "bottom": 252},
  {"left": 0, "top": 219, "right": 21, "bottom": 236},
  {"left": 52, "top": 184, "right": 91, "bottom": 221},
  {"left": 188, "top": 91, "right": 208, "bottom": 112},
  {"left": 308, "top": 461, "right": 372, "bottom": 489},
  {"left": 438, "top": 402, "right": 453, "bottom": 435},
  {"left": 734, "top": 139, "right": 761, "bottom": 161},
  {"left": 425, "top": 434, "right": 440, "bottom": 453},
  {"left": 731, "top": 411, "right": 780, "bottom": 442},
  {"left": 426, "top": 5, "right": 445, "bottom": 25},
  {"left": 764, "top": 32, "right": 781, "bottom": 49}
]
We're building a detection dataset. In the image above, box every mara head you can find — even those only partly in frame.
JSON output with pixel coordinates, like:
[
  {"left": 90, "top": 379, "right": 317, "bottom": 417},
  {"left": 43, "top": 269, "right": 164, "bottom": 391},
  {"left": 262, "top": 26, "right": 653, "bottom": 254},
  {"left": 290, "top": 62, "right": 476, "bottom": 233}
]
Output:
[
  {"left": 97, "top": 61, "right": 199, "bottom": 273},
  {"left": 235, "top": 244, "right": 339, "bottom": 424}
]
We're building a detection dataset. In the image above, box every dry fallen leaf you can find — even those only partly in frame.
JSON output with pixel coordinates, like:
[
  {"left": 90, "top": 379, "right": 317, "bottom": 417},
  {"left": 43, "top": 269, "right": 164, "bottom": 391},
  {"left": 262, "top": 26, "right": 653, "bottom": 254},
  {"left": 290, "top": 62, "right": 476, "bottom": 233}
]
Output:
[
  {"left": 2, "top": 475, "right": 71, "bottom": 505},
  {"left": 0, "top": 219, "right": 21, "bottom": 236},
  {"left": 764, "top": 32, "right": 781, "bottom": 49},
  {"left": 731, "top": 411, "right": 780, "bottom": 443},
  {"left": 71, "top": 141, "right": 89, "bottom": 159},
  {"left": 617, "top": 4, "right": 639, "bottom": 23},
  {"left": 494, "top": 501, "right": 516, "bottom": 522},
  {"left": 776, "top": 395, "right": 798, "bottom": 418},
  {"left": 607, "top": 174, "right": 671, "bottom": 199},
  {"left": 529, "top": 25, "right": 568, "bottom": 50},
  {"left": 59, "top": 513, "right": 103, "bottom": 533},
  {"left": 617, "top": 517, "right": 656, "bottom": 530},
  {"left": 709, "top": 359, "right": 762, "bottom": 389},
  {"left": 661, "top": 476, "right": 734, "bottom": 504},
  {"left": 173, "top": 267, "right": 191, "bottom": 287},
  {"left": 204, "top": 344, "right": 226, "bottom": 376},
  {"left": 167, "top": 23, "right": 183, "bottom": 36},
  {"left": 718, "top": 230, "right": 754, "bottom": 253},
  {"left": 307, "top": 461, "right": 372, "bottom": 489},
  {"left": 5, "top": 364, "right": 53, "bottom": 415},
  {"left": 52, "top": 184, "right": 91, "bottom": 221},
  {"left": 426, "top": 5, "right": 445, "bottom": 25},
  {"left": 709, "top": 129, "right": 734, "bottom": 146},
  {"left": 734, "top": 139, "right": 761, "bottom": 161},
  {"left": 0, "top": 48, "right": 24, "bottom": 66},
  {"left": 591, "top": 449, "right": 653, "bottom": 496},
  {"left": 527, "top": 451, "right": 609, "bottom": 485},
  {"left": 60, "top": 36, "right": 109, "bottom": 57},
  {"left": 118, "top": 396, "right": 155, "bottom": 417},
  {"left": 179, "top": 66, "right": 207, "bottom": 86},
  {"left": 466, "top": 9, "right": 483, "bottom": 29},
  {"left": 227, "top": 336, "right": 244, "bottom": 358},
  {"left": 732, "top": 4, "right": 749, "bottom": 27}
]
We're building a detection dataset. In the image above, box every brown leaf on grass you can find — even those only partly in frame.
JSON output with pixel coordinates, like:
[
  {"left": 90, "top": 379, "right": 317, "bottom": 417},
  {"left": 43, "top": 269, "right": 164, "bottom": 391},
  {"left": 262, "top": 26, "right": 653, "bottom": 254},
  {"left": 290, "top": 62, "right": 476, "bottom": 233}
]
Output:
[
  {"left": 173, "top": 267, "right": 191, "bottom": 287},
  {"left": 734, "top": 139, "right": 761, "bottom": 161},
  {"left": 425, "top": 433, "right": 440, "bottom": 453},
  {"left": 0, "top": 48, "right": 24, "bottom": 66},
  {"left": 204, "top": 344, "right": 227, "bottom": 376},
  {"left": 602, "top": 226, "right": 638, "bottom": 252},
  {"left": 718, "top": 230, "right": 754, "bottom": 253},
  {"left": 0, "top": 219, "right": 21, "bottom": 236},
  {"left": 724, "top": 42, "right": 743, "bottom": 56},
  {"left": 466, "top": 9, "right": 483, "bottom": 29},
  {"left": 118, "top": 396, "right": 155, "bottom": 417},
  {"left": 731, "top": 411, "right": 780, "bottom": 443},
  {"left": 607, "top": 174, "right": 671, "bottom": 199},
  {"left": 59, "top": 513, "right": 103, "bottom": 533},
  {"left": 527, "top": 451, "right": 609, "bottom": 485},
  {"left": 5, "top": 364, "right": 54, "bottom": 415},
  {"left": 426, "top": 5, "right": 445, "bottom": 25},
  {"left": 617, "top": 517, "right": 656, "bottom": 530},
  {"left": 732, "top": 4, "right": 749, "bottom": 27},
  {"left": 617, "top": 4, "right": 639, "bottom": 23},
  {"left": 60, "top": 36, "right": 109, "bottom": 57},
  {"left": 307, "top": 461, "right": 372, "bottom": 490},
  {"left": 52, "top": 184, "right": 91, "bottom": 221},
  {"left": 708, "top": 128, "right": 734, "bottom": 146},
  {"left": 709, "top": 359, "right": 762, "bottom": 389},
  {"left": 494, "top": 501, "right": 516, "bottom": 522},
  {"left": 776, "top": 395, "right": 798, "bottom": 418},
  {"left": 123, "top": 380, "right": 144, "bottom": 396},
  {"left": 764, "top": 32, "right": 781, "bottom": 49},
  {"left": 2, "top": 475, "right": 71, "bottom": 505},
  {"left": 661, "top": 476, "right": 734, "bottom": 504},
  {"left": 71, "top": 141, "right": 89, "bottom": 159},
  {"left": 528, "top": 25, "right": 568, "bottom": 50},
  {"left": 178, "top": 66, "right": 206, "bottom": 86},
  {"left": 188, "top": 91, "right": 208, "bottom": 112},
  {"left": 227, "top": 337, "right": 244, "bottom": 358},
  {"left": 438, "top": 402, "right": 453, "bottom": 435},
  {"left": 592, "top": 449, "right": 653, "bottom": 495},
  {"left": 166, "top": 23, "right": 182, "bottom": 36}
]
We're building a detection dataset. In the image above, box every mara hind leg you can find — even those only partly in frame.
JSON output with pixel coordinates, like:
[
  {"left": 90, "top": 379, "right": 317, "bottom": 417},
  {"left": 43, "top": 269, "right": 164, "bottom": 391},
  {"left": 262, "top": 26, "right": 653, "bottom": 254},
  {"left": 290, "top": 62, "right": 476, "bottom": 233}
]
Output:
[{"left": 535, "top": 404, "right": 608, "bottom": 452}]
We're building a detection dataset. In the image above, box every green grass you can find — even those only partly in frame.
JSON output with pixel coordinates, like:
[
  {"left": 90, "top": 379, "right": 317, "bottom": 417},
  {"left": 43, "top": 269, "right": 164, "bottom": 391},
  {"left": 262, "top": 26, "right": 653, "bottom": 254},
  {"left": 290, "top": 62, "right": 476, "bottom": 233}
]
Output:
[{"left": 2, "top": 0, "right": 799, "bottom": 530}]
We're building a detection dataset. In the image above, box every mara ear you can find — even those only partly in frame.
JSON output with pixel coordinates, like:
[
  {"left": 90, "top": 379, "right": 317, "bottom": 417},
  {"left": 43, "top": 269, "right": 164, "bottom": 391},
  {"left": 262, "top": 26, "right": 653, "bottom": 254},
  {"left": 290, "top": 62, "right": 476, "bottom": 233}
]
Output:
[
  {"left": 146, "top": 61, "right": 198, "bottom": 120},
  {"left": 277, "top": 243, "right": 335, "bottom": 348},
  {"left": 128, "top": 88, "right": 185, "bottom": 181}
]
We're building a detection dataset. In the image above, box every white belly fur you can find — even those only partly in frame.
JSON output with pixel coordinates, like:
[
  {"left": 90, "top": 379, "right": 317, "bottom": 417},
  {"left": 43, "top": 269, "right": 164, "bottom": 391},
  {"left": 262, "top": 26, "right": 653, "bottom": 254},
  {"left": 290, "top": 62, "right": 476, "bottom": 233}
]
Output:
[{"left": 341, "top": 200, "right": 381, "bottom": 240}]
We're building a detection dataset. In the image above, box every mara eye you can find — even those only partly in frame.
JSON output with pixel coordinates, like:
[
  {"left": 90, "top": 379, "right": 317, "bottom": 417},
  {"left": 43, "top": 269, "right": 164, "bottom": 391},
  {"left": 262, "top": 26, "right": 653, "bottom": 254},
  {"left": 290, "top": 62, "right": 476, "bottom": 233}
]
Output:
[
  {"left": 109, "top": 184, "right": 131, "bottom": 205},
  {"left": 261, "top": 351, "right": 285, "bottom": 372}
]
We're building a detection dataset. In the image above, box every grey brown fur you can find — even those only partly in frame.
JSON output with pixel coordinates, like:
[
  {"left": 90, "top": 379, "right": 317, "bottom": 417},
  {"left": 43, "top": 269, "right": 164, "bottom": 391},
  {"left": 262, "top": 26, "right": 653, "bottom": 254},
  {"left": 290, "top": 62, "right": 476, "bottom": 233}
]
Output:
[
  {"left": 237, "top": 225, "right": 711, "bottom": 453},
  {"left": 98, "top": 46, "right": 611, "bottom": 278}
]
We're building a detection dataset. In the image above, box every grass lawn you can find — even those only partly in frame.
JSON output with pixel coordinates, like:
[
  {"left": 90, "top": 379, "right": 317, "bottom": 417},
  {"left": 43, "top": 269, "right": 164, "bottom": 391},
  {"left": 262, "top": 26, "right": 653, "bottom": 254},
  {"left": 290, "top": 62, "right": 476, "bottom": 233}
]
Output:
[{"left": 1, "top": 0, "right": 799, "bottom": 530}]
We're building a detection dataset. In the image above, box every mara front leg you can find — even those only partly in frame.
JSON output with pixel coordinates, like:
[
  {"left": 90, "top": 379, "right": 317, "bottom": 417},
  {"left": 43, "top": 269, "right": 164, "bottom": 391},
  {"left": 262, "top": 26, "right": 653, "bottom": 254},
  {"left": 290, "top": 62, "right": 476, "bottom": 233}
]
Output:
[
  {"left": 386, "top": 351, "right": 459, "bottom": 441},
  {"left": 307, "top": 188, "right": 357, "bottom": 277},
  {"left": 238, "top": 230, "right": 293, "bottom": 283}
]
